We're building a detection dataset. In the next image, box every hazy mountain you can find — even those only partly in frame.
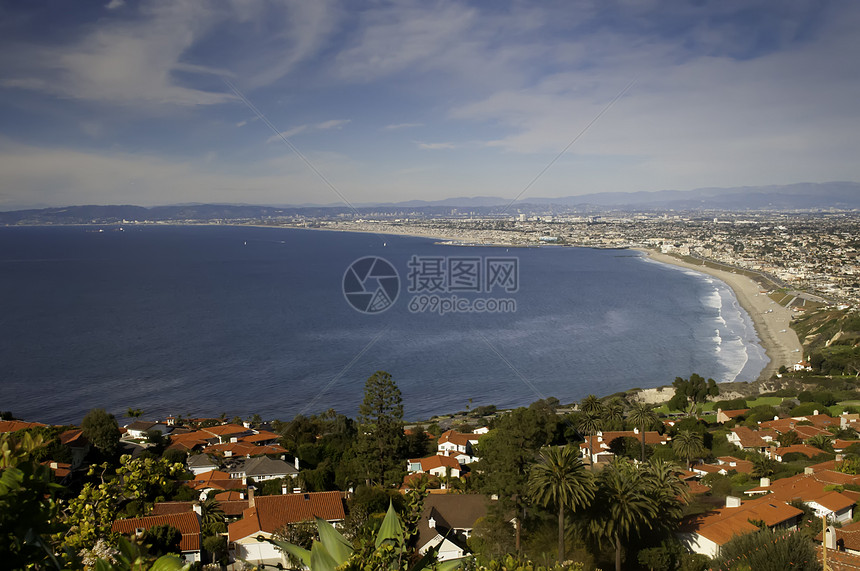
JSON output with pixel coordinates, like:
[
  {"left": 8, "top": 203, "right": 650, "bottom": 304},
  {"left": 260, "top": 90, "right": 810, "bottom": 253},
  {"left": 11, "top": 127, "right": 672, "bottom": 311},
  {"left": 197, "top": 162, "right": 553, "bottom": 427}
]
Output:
[{"left": 1, "top": 182, "right": 857, "bottom": 224}]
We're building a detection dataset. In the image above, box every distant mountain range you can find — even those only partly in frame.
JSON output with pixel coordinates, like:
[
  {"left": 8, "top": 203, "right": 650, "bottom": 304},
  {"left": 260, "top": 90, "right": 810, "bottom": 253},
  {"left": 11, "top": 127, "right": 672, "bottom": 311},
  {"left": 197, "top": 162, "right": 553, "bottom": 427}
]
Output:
[{"left": 1, "top": 182, "right": 857, "bottom": 224}]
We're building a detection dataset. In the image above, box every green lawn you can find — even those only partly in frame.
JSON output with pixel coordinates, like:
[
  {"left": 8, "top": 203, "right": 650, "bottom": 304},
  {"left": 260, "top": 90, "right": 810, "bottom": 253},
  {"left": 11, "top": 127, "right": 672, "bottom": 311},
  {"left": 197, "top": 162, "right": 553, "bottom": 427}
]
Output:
[{"left": 744, "top": 397, "right": 782, "bottom": 408}]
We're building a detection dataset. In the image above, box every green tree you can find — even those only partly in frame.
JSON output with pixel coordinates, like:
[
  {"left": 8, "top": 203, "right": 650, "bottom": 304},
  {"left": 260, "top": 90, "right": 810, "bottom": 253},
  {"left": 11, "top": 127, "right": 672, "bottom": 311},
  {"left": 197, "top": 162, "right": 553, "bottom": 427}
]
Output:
[
  {"left": 0, "top": 432, "right": 65, "bottom": 570},
  {"left": 142, "top": 524, "right": 182, "bottom": 557},
  {"left": 580, "top": 395, "right": 603, "bottom": 416},
  {"left": 126, "top": 408, "right": 143, "bottom": 419},
  {"left": 528, "top": 446, "right": 595, "bottom": 564},
  {"left": 778, "top": 430, "right": 800, "bottom": 447},
  {"left": 667, "top": 374, "right": 719, "bottom": 415},
  {"left": 59, "top": 455, "right": 187, "bottom": 556},
  {"left": 354, "top": 371, "right": 407, "bottom": 488},
  {"left": 587, "top": 459, "right": 657, "bottom": 571},
  {"left": 476, "top": 407, "right": 557, "bottom": 551},
  {"left": 263, "top": 502, "right": 463, "bottom": 571},
  {"left": 628, "top": 403, "right": 659, "bottom": 462},
  {"left": 672, "top": 430, "right": 704, "bottom": 469},
  {"left": 81, "top": 408, "right": 121, "bottom": 457},
  {"left": 577, "top": 411, "right": 603, "bottom": 470},
  {"left": 751, "top": 454, "right": 778, "bottom": 478},
  {"left": 713, "top": 528, "right": 821, "bottom": 571}
]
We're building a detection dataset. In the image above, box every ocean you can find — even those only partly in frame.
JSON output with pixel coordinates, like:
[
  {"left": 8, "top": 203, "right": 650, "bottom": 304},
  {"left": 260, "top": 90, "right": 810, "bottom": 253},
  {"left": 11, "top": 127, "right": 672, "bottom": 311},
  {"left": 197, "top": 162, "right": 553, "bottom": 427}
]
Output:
[{"left": 0, "top": 225, "right": 767, "bottom": 425}]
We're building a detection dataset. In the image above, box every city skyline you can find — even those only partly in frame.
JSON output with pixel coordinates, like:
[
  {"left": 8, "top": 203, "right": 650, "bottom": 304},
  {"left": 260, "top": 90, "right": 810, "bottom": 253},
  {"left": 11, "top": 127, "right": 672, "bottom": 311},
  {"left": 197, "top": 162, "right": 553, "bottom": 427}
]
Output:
[{"left": 1, "top": 0, "right": 859, "bottom": 209}]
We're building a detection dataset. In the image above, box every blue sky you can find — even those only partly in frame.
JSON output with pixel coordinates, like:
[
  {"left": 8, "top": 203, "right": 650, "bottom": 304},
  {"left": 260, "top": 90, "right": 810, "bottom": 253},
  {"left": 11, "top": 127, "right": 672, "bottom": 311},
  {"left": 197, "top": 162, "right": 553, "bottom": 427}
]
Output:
[{"left": 1, "top": 0, "right": 858, "bottom": 209}]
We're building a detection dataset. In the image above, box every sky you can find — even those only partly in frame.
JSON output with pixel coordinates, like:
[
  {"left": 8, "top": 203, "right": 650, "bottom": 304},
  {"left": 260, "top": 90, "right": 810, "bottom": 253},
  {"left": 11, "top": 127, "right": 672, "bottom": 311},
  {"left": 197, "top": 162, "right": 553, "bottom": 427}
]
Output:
[{"left": 1, "top": 0, "right": 859, "bottom": 210}]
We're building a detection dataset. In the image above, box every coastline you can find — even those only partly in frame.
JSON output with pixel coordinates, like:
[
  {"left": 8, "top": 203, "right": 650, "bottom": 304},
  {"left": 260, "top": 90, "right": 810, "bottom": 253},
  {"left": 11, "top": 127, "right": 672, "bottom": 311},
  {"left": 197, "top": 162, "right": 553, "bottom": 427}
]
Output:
[{"left": 634, "top": 248, "right": 802, "bottom": 382}]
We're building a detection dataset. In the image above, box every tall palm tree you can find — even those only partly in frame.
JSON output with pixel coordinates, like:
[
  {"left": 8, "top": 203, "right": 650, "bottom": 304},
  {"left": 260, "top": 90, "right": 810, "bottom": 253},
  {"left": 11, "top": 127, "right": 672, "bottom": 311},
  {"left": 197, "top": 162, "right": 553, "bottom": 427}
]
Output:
[
  {"left": 577, "top": 411, "right": 603, "bottom": 469},
  {"left": 588, "top": 459, "right": 656, "bottom": 571},
  {"left": 672, "top": 430, "right": 704, "bottom": 470},
  {"left": 528, "top": 446, "right": 595, "bottom": 564},
  {"left": 628, "top": 403, "right": 659, "bottom": 462},
  {"left": 641, "top": 460, "right": 689, "bottom": 534},
  {"left": 580, "top": 394, "right": 603, "bottom": 416},
  {"left": 604, "top": 399, "right": 624, "bottom": 431}
]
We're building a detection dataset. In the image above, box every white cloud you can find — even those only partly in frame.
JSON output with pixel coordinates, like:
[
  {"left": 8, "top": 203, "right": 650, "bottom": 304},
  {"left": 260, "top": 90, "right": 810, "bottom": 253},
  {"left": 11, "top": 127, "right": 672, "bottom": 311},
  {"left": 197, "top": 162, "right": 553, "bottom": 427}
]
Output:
[
  {"left": 384, "top": 123, "right": 423, "bottom": 131},
  {"left": 105, "top": 0, "right": 125, "bottom": 10},
  {"left": 265, "top": 120, "right": 349, "bottom": 143},
  {"left": 2, "top": 2, "right": 233, "bottom": 106},
  {"left": 416, "top": 142, "right": 456, "bottom": 150},
  {"left": 316, "top": 119, "right": 351, "bottom": 130}
]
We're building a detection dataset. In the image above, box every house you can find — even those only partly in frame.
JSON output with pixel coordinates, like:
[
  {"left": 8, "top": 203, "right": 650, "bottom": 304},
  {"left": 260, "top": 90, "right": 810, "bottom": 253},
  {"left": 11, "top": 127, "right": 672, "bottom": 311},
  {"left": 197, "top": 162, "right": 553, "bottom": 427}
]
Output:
[
  {"left": 228, "top": 491, "right": 346, "bottom": 567},
  {"left": 744, "top": 470, "right": 857, "bottom": 523},
  {"left": 407, "top": 455, "right": 462, "bottom": 479},
  {"left": 817, "top": 520, "right": 860, "bottom": 556},
  {"left": 726, "top": 426, "right": 776, "bottom": 453},
  {"left": 679, "top": 495, "right": 802, "bottom": 558},
  {"left": 186, "top": 454, "right": 219, "bottom": 476},
  {"left": 204, "top": 441, "right": 288, "bottom": 458},
  {"left": 111, "top": 511, "right": 202, "bottom": 563},
  {"left": 716, "top": 408, "right": 749, "bottom": 424},
  {"left": 0, "top": 420, "right": 46, "bottom": 432},
  {"left": 437, "top": 430, "right": 480, "bottom": 464},
  {"left": 770, "top": 444, "right": 824, "bottom": 462},
  {"left": 200, "top": 424, "right": 252, "bottom": 443},
  {"left": 188, "top": 470, "right": 246, "bottom": 493},
  {"left": 715, "top": 456, "right": 753, "bottom": 474},
  {"left": 238, "top": 430, "right": 281, "bottom": 446},
  {"left": 229, "top": 456, "right": 299, "bottom": 483},
  {"left": 417, "top": 494, "right": 492, "bottom": 561},
  {"left": 125, "top": 421, "right": 171, "bottom": 440},
  {"left": 58, "top": 429, "right": 90, "bottom": 470},
  {"left": 579, "top": 430, "right": 669, "bottom": 464}
]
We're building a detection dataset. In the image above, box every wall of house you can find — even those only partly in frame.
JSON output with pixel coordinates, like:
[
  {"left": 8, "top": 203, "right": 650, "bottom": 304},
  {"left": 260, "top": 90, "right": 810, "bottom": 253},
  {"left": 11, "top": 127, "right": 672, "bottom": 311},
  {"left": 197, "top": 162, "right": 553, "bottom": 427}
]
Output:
[
  {"left": 234, "top": 537, "right": 285, "bottom": 567},
  {"left": 678, "top": 532, "right": 720, "bottom": 559}
]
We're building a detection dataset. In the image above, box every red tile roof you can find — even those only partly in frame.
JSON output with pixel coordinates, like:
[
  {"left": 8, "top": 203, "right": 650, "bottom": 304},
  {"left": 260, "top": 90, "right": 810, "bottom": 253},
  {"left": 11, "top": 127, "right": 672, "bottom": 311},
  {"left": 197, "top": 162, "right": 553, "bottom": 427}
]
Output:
[
  {"left": 228, "top": 491, "right": 346, "bottom": 542},
  {"left": 111, "top": 512, "right": 201, "bottom": 552},
  {"left": 683, "top": 497, "right": 802, "bottom": 546},
  {"left": 59, "top": 429, "right": 88, "bottom": 447},
  {"left": 437, "top": 430, "right": 477, "bottom": 447},
  {"left": 411, "top": 455, "right": 461, "bottom": 472},
  {"left": 774, "top": 444, "right": 825, "bottom": 459},
  {"left": 151, "top": 502, "right": 195, "bottom": 516},
  {"left": 0, "top": 420, "right": 46, "bottom": 432},
  {"left": 746, "top": 472, "right": 859, "bottom": 513}
]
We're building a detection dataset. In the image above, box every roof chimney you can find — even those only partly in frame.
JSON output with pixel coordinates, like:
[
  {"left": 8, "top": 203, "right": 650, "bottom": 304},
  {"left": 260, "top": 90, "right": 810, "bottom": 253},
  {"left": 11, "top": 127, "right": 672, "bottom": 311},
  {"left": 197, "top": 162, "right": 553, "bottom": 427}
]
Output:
[
  {"left": 760, "top": 477, "right": 770, "bottom": 488},
  {"left": 805, "top": 467, "right": 814, "bottom": 475},
  {"left": 826, "top": 526, "right": 838, "bottom": 550},
  {"left": 428, "top": 516, "right": 436, "bottom": 529},
  {"left": 814, "top": 410, "right": 819, "bottom": 416},
  {"left": 248, "top": 486, "right": 256, "bottom": 508},
  {"left": 837, "top": 454, "right": 845, "bottom": 462},
  {"left": 773, "top": 416, "right": 779, "bottom": 421},
  {"left": 282, "top": 483, "right": 289, "bottom": 495},
  {"left": 726, "top": 496, "right": 742, "bottom": 508},
  {"left": 192, "top": 503, "right": 202, "bottom": 516},
  {"left": 295, "top": 456, "right": 300, "bottom": 471}
]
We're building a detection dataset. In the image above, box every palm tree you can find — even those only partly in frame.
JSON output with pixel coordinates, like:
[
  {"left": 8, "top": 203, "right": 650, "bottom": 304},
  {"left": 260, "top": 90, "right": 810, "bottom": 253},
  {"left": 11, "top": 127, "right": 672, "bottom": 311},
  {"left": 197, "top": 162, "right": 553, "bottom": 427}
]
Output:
[
  {"left": 201, "top": 497, "right": 225, "bottom": 527},
  {"left": 580, "top": 394, "right": 603, "bottom": 416},
  {"left": 577, "top": 411, "right": 603, "bottom": 470},
  {"left": 672, "top": 430, "right": 704, "bottom": 470},
  {"left": 604, "top": 399, "right": 624, "bottom": 431},
  {"left": 627, "top": 403, "right": 659, "bottom": 462},
  {"left": 588, "top": 459, "right": 656, "bottom": 571},
  {"left": 751, "top": 454, "right": 778, "bottom": 479},
  {"left": 641, "top": 460, "right": 689, "bottom": 534},
  {"left": 528, "top": 446, "right": 595, "bottom": 564}
]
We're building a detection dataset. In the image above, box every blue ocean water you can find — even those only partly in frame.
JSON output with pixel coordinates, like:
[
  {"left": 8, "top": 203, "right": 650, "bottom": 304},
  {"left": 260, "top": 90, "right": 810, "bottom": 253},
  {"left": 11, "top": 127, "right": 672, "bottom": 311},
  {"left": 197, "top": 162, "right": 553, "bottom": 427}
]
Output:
[{"left": 0, "top": 225, "right": 767, "bottom": 425}]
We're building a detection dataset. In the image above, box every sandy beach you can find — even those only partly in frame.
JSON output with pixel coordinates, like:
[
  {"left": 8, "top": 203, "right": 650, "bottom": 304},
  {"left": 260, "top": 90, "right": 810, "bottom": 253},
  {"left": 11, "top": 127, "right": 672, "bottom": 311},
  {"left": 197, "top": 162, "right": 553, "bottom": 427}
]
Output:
[{"left": 636, "top": 249, "right": 803, "bottom": 381}]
